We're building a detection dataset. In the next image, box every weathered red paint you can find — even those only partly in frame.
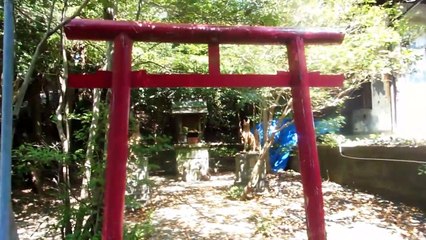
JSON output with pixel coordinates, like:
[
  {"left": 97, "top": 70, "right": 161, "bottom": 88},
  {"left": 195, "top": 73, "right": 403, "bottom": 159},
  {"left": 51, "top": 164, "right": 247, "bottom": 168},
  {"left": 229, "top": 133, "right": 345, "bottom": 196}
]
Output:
[
  {"left": 208, "top": 44, "right": 220, "bottom": 75},
  {"left": 288, "top": 37, "right": 325, "bottom": 240},
  {"left": 64, "top": 19, "right": 344, "bottom": 45},
  {"left": 68, "top": 71, "right": 343, "bottom": 89},
  {"left": 65, "top": 18, "right": 345, "bottom": 240},
  {"left": 102, "top": 34, "right": 133, "bottom": 240}
]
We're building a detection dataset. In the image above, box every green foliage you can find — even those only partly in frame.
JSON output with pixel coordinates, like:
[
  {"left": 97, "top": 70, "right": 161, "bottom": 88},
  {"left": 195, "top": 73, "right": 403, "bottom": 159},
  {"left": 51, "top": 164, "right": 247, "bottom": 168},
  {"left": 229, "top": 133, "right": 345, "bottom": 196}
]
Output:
[
  {"left": 64, "top": 227, "right": 102, "bottom": 240},
  {"left": 418, "top": 164, "right": 426, "bottom": 176},
  {"left": 53, "top": 101, "right": 109, "bottom": 239},
  {"left": 226, "top": 185, "right": 245, "bottom": 200},
  {"left": 315, "top": 116, "right": 346, "bottom": 146},
  {"left": 249, "top": 215, "right": 275, "bottom": 237},
  {"left": 127, "top": 1, "right": 423, "bottom": 140},
  {"left": 209, "top": 146, "right": 238, "bottom": 158},
  {"left": 124, "top": 218, "right": 155, "bottom": 240},
  {"left": 12, "top": 143, "right": 74, "bottom": 174},
  {"left": 69, "top": 102, "right": 109, "bottom": 145},
  {"left": 317, "top": 134, "right": 341, "bottom": 147},
  {"left": 130, "top": 135, "right": 173, "bottom": 159},
  {"left": 317, "top": 116, "right": 345, "bottom": 133}
]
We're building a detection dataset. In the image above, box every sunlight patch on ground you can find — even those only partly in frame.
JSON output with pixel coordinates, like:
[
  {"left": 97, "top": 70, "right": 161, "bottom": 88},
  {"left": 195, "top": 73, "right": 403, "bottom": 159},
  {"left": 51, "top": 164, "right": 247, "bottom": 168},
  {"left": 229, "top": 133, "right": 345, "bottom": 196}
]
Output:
[
  {"left": 147, "top": 172, "right": 425, "bottom": 240},
  {"left": 326, "top": 222, "right": 404, "bottom": 240}
]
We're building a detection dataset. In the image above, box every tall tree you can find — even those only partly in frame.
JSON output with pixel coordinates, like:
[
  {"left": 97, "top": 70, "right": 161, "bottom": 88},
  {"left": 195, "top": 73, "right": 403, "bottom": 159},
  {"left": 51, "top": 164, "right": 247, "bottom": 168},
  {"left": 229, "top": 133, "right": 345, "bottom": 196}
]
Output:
[{"left": 13, "top": 0, "right": 90, "bottom": 120}]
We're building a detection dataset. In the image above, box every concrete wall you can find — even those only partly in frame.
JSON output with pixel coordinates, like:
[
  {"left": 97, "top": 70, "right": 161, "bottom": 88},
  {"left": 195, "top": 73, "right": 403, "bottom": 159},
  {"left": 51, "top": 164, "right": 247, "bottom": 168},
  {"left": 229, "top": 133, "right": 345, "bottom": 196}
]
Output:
[
  {"left": 402, "top": 3, "right": 426, "bottom": 25},
  {"left": 343, "top": 78, "right": 394, "bottom": 135},
  {"left": 351, "top": 79, "right": 393, "bottom": 134},
  {"left": 289, "top": 145, "right": 426, "bottom": 210},
  {"left": 370, "top": 79, "right": 393, "bottom": 133},
  {"left": 395, "top": 34, "right": 426, "bottom": 138}
]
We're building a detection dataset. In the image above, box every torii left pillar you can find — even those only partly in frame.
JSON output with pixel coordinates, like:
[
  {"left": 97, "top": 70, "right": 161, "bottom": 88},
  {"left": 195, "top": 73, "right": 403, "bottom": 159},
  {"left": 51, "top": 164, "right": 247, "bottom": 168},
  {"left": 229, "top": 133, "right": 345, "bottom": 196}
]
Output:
[{"left": 102, "top": 34, "right": 133, "bottom": 239}]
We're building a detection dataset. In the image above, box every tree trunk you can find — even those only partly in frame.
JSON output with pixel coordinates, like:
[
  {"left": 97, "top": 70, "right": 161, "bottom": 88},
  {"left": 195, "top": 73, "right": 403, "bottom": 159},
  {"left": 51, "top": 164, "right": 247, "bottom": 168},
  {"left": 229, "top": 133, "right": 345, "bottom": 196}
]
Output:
[
  {"left": 30, "top": 168, "right": 43, "bottom": 194},
  {"left": 80, "top": 4, "right": 114, "bottom": 199},
  {"left": 27, "top": 78, "right": 42, "bottom": 142},
  {"left": 262, "top": 107, "right": 271, "bottom": 173},
  {"left": 76, "top": 6, "right": 115, "bottom": 237},
  {"left": 241, "top": 141, "right": 270, "bottom": 200},
  {"left": 26, "top": 79, "right": 45, "bottom": 194},
  {"left": 55, "top": 1, "right": 74, "bottom": 237},
  {"left": 241, "top": 98, "right": 293, "bottom": 200}
]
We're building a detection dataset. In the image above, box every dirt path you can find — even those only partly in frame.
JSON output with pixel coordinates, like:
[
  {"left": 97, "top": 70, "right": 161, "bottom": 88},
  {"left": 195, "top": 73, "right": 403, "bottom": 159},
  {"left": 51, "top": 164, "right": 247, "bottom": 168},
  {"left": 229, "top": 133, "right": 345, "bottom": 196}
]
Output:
[
  {"left": 13, "top": 189, "right": 61, "bottom": 240},
  {"left": 147, "top": 174, "right": 259, "bottom": 239},
  {"left": 142, "top": 171, "right": 426, "bottom": 240},
  {"left": 14, "top": 171, "right": 426, "bottom": 239}
]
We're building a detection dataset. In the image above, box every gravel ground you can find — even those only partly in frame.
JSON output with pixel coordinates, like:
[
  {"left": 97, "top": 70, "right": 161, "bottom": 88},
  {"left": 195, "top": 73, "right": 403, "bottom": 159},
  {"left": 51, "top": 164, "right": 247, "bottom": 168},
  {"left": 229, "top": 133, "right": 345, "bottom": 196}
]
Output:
[
  {"left": 14, "top": 170, "right": 426, "bottom": 239},
  {"left": 128, "top": 171, "right": 426, "bottom": 240},
  {"left": 13, "top": 189, "right": 61, "bottom": 240}
]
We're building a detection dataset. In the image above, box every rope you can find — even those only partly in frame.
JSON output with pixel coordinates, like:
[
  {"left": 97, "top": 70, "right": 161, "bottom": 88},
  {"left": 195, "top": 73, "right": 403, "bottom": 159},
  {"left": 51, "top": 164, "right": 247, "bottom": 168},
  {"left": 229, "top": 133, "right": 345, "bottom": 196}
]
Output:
[{"left": 338, "top": 145, "right": 426, "bottom": 165}]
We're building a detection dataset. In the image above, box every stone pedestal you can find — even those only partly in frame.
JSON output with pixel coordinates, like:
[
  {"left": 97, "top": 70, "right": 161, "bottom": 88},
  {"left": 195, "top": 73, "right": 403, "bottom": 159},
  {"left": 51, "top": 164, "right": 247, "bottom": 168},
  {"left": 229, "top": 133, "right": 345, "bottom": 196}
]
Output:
[
  {"left": 175, "top": 144, "right": 210, "bottom": 182},
  {"left": 235, "top": 152, "right": 265, "bottom": 191},
  {"left": 126, "top": 156, "right": 149, "bottom": 208}
]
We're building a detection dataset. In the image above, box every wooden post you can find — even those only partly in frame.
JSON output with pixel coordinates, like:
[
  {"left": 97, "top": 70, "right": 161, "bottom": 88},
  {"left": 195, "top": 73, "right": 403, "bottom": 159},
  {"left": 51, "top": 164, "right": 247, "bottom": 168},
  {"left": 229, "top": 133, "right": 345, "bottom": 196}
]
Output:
[
  {"left": 102, "top": 34, "right": 133, "bottom": 240},
  {"left": 288, "top": 37, "right": 326, "bottom": 240}
]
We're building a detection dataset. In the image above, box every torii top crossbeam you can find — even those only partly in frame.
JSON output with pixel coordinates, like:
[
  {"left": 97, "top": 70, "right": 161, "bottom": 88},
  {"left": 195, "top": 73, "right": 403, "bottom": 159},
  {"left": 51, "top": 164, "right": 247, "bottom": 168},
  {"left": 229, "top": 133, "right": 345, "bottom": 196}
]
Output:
[
  {"left": 65, "top": 18, "right": 343, "bottom": 44},
  {"left": 64, "top": 19, "right": 345, "bottom": 240}
]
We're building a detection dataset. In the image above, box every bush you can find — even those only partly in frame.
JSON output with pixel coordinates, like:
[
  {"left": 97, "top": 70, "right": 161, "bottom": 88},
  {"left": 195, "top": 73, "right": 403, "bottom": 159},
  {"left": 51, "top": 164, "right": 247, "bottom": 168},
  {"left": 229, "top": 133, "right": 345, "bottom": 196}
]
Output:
[
  {"left": 226, "top": 185, "right": 245, "bottom": 200},
  {"left": 124, "top": 216, "right": 155, "bottom": 240}
]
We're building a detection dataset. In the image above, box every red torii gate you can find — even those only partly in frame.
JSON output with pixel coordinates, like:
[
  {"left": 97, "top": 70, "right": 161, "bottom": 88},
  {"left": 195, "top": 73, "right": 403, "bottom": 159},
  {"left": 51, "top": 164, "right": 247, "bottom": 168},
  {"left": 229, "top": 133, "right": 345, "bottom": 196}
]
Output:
[{"left": 64, "top": 19, "right": 344, "bottom": 240}]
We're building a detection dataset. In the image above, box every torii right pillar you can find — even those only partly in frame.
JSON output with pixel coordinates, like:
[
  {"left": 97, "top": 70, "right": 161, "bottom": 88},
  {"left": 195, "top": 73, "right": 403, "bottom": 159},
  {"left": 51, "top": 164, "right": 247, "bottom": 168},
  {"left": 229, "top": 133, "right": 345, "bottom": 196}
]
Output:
[{"left": 289, "top": 37, "right": 326, "bottom": 239}]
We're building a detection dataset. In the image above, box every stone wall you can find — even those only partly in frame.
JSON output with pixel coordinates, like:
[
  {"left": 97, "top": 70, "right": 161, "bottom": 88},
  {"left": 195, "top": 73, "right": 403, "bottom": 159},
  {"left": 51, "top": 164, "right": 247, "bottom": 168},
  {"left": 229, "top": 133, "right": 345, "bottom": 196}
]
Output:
[{"left": 289, "top": 145, "right": 426, "bottom": 210}]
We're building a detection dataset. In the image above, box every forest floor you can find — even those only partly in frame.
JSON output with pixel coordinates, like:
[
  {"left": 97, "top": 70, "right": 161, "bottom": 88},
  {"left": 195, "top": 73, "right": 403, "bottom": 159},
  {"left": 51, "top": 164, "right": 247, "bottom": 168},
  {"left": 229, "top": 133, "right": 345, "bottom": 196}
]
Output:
[
  {"left": 13, "top": 187, "right": 62, "bottom": 239},
  {"left": 13, "top": 170, "right": 426, "bottom": 239}
]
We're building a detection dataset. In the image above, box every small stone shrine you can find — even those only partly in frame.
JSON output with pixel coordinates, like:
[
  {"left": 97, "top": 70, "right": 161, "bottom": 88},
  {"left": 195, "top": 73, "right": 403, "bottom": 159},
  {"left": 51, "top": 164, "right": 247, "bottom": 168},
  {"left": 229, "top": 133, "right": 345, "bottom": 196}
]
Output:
[{"left": 172, "top": 100, "right": 210, "bottom": 182}]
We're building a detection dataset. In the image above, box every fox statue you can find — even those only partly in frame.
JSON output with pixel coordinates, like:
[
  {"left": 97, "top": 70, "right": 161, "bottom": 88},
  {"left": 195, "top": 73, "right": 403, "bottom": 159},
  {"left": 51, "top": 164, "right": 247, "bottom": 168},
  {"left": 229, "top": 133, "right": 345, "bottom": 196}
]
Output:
[{"left": 240, "top": 117, "right": 257, "bottom": 152}]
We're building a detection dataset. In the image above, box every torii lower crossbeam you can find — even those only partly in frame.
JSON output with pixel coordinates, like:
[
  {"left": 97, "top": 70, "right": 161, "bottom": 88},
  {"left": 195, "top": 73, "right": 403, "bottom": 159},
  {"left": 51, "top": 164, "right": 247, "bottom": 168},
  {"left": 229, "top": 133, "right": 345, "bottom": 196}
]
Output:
[{"left": 65, "top": 19, "right": 344, "bottom": 240}]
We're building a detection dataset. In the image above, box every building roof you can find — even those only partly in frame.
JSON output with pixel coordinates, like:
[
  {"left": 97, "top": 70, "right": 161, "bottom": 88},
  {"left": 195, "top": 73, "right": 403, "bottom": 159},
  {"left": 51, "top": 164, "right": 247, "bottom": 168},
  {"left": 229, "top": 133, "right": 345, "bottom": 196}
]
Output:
[{"left": 171, "top": 100, "right": 208, "bottom": 114}]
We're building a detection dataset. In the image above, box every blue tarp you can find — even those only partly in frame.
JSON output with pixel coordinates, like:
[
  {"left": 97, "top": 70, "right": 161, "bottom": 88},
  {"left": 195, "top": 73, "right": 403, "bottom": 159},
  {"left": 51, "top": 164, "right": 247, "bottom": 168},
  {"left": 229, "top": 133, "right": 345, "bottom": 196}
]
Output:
[{"left": 256, "top": 119, "right": 339, "bottom": 172}]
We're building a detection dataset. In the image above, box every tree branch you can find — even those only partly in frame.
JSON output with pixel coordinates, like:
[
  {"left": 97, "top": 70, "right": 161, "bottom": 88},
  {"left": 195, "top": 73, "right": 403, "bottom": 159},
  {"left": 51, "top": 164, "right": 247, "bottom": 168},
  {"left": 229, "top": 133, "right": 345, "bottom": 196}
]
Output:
[
  {"left": 13, "top": 0, "right": 91, "bottom": 118},
  {"left": 136, "top": 0, "right": 144, "bottom": 20}
]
